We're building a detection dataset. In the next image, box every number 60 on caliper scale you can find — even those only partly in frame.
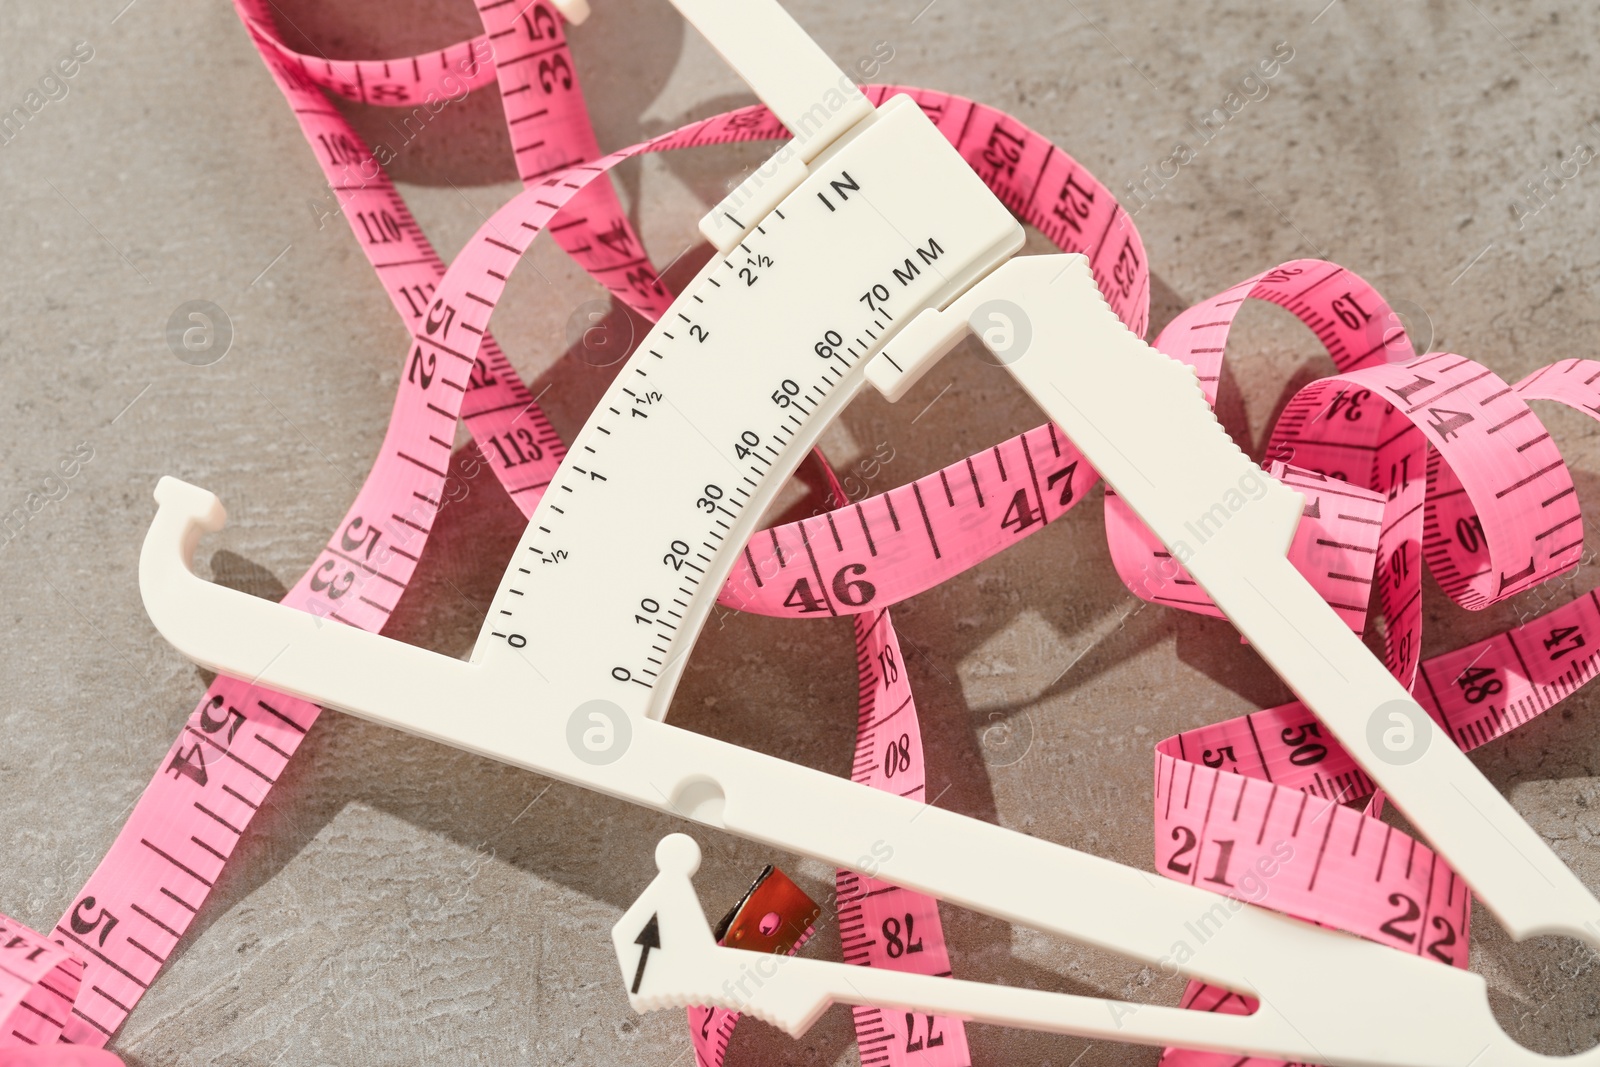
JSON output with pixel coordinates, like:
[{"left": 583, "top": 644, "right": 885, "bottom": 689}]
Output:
[{"left": 137, "top": 1, "right": 1600, "bottom": 1063}]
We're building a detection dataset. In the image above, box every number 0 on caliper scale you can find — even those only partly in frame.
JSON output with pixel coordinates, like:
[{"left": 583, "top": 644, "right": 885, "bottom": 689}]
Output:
[{"left": 139, "top": 1, "right": 1600, "bottom": 1063}]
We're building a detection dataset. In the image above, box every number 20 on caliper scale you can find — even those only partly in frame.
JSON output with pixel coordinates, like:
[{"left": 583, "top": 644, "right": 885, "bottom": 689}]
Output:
[{"left": 136, "top": 1, "right": 1600, "bottom": 1063}]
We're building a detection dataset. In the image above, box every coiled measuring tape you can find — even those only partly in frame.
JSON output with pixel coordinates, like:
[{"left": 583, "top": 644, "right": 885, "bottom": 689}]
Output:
[{"left": 4, "top": 0, "right": 1600, "bottom": 1063}]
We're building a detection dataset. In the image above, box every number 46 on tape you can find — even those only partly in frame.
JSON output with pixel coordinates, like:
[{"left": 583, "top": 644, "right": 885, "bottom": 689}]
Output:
[{"left": 137, "top": 0, "right": 1600, "bottom": 1063}]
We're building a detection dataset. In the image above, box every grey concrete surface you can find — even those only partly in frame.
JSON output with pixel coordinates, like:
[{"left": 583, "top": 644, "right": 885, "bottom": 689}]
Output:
[{"left": 2, "top": 0, "right": 1599, "bottom": 1064}]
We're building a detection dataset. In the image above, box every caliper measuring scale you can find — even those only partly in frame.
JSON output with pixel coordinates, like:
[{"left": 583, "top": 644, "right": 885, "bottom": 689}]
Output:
[{"left": 137, "top": 0, "right": 1600, "bottom": 1062}]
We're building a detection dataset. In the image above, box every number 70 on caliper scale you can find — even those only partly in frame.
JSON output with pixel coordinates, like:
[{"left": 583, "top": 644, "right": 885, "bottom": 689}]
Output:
[{"left": 137, "top": 0, "right": 1600, "bottom": 1062}]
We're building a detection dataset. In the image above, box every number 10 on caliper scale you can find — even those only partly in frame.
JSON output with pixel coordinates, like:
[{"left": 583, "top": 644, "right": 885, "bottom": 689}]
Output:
[{"left": 139, "top": 0, "right": 1600, "bottom": 1063}]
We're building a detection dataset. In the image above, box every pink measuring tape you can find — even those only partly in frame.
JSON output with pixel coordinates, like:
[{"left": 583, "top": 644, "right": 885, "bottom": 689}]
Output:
[
  {"left": 689, "top": 452, "right": 973, "bottom": 1066},
  {"left": 2, "top": 3, "right": 1598, "bottom": 1065}
]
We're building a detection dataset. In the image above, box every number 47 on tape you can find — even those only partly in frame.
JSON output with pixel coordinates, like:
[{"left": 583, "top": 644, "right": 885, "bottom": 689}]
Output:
[{"left": 138, "top": 0, "right": 1600, "bottom": 1063}]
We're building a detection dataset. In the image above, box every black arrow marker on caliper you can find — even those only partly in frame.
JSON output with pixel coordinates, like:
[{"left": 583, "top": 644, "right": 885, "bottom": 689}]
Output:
[{"left": 631, "top": 913, "right": 661, "bottom": 994}]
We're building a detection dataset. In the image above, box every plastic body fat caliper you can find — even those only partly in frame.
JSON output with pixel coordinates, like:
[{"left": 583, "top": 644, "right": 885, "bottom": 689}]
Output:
[{"left": 131, "top": 1, "right": 1600, "bottom": 1064}]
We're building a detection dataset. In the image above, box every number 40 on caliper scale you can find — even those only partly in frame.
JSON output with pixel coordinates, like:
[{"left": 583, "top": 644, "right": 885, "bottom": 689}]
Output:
[{"left": 137, "top": 1, "right": 1600, "bottom": 1063}]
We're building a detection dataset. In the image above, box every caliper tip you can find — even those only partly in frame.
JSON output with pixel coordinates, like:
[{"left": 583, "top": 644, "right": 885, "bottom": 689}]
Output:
[
  {"left": 613, "top": 835, "right": 831, "bottom": 1035},
  {"left": 153, "top": 475, "right": 226, "bottom": 533},
  {"left": 551, "top": 0, "right": 591, "bottom": 25}
]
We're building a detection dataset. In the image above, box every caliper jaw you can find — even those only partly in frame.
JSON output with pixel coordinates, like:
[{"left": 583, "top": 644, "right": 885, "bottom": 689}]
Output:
[
  {"left": 610, "top": 835, "right": 832, "bottom": 1035},
  {"left": 550, "top": 0, "right": 591, "bottom": 24}
]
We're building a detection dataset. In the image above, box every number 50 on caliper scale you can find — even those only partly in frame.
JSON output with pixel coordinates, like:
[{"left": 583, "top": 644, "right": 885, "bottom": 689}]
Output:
[{"left": 137, "top": 1, "right": 1600, "bottom": 1063}]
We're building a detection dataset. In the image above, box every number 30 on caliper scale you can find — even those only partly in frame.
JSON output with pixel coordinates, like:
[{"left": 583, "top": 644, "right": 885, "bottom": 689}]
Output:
[{"left": 138, "top": 1, "right": 1600, "bottom": 1063}]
